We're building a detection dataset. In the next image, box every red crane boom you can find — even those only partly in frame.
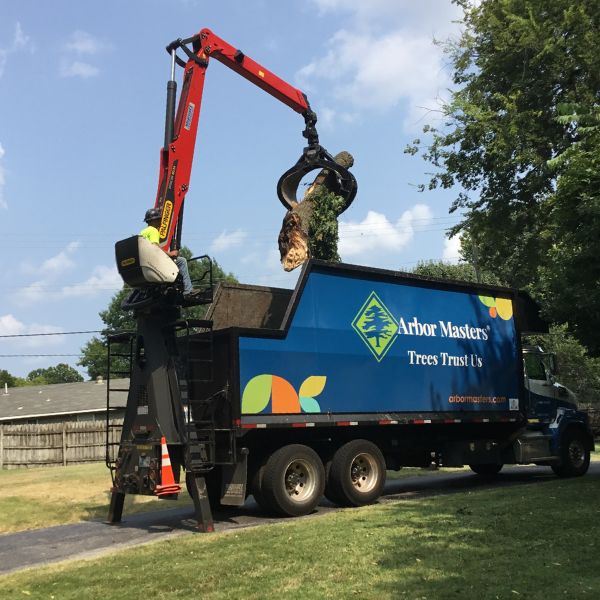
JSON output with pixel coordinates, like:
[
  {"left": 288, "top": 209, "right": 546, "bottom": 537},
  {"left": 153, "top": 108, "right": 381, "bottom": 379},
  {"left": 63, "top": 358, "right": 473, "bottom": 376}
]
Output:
[{"left": 154, "top": 28, "right": 323, "bottom": 252}]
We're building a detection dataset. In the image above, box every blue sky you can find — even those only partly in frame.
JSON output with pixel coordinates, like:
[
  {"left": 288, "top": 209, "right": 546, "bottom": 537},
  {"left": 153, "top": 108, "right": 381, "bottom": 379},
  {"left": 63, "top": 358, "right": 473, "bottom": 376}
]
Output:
[{"left": 0, "top": 0, "right": 466, "bottom": 378}]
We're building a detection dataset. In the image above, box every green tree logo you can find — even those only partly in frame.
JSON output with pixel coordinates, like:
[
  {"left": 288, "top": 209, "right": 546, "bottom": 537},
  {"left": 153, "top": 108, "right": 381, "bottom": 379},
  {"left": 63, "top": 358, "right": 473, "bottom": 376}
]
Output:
[{"left": 352, "top": 292, "right": 399, "bottom": 361}]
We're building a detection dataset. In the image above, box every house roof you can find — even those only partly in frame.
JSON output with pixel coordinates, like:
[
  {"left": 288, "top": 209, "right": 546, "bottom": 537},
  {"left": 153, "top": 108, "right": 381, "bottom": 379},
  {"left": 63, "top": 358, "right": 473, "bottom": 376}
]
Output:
[{"left": 0, "top": 379, "right": 129, "bottom": 422}]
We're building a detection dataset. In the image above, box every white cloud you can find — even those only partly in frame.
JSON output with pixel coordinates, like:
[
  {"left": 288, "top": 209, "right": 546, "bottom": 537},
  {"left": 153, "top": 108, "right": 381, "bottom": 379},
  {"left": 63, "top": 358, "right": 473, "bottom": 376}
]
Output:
[
  {"left": 0, "top": 314, "right": 64, "bottom": 349},
  {"left": 0, "top": 142, "right": 6, "bottom": 209},
  {"left": 0, "top": 22, "right": 31, "bottom": 78},
  {"left": 64, "top": 31, "right": 110, "bottom": 55},
  {"left": 309, "top": 0, "right": 461, "bottom": 35},
  {"left": 16, "top": 279, "right": 48, "bottom": 305},
  {"left": 61, "top": 265, "right": 122, "bottom": 298},
  {"left": 297, "top": 30, "right": 450, "bottom": 129},
  {"left": 299, "top": 1, "right": 462, "bottom": 130},
  {"left": 442, "top": 234, "right": 462, "bottom": 263},
  {"left": 59, "top": 31, "right": 111, "bottom": 79},
  {"left": 59, "top": 60, "right": 100, "bottom": 79},
  {"left": 210, "top": 229, "right": 248, "bottom": 253},
  {"left": 319, "top": 106, "right": 357, "bottom": 129},
  {"left": 12, "top": 23, "right": 30, "bottom": 51},
  {"left": 20, "top": 241, "right": 80, "bottom": 277},
  {"left": 339, "top": 204, "right": 432, "bottom": 258},
  {"left": 0, "top": 314, "right": 24, "bottom": 336},
  {"left": 15, "top": 243, "right": 121, "bottom": 304},
  {"left": 41, "top": 241, "right": 80, "bottom": 275}
]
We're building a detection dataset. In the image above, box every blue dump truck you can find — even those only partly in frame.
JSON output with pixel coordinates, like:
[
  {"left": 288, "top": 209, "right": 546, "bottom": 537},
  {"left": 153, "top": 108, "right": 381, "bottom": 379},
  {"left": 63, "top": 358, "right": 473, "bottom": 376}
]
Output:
[{"left": 107, "top": 260, "right": 594, "bottom": 529}]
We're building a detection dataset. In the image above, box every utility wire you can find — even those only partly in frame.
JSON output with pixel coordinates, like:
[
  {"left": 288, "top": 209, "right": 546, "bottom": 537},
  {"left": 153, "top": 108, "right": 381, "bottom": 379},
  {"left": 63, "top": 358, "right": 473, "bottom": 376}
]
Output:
[
  {"left": 0, "top": 330, "right": 103, "bottom": 338},
  {"left": 0, "top": 354, "right": 83, "bottom": 358}
]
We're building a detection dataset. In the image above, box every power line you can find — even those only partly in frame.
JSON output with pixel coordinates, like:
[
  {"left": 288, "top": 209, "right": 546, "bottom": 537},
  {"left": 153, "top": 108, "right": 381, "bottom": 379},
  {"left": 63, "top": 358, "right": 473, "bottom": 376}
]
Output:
[
  {"left": 0, "top": 330, "right": 103, "bottom": 339},
  {"left": 0, "top": 354, "right": 83, "bottom": 358},
  {"left": 3, "top": 219, "right": 465, "bottom": 248},
  {"left": 1, "top": 215, "right": 465, "bottom": 240}
]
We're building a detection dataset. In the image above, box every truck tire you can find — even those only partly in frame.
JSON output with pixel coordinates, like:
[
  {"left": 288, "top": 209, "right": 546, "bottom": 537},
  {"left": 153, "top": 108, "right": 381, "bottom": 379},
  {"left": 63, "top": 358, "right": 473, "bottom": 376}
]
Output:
[
  {"left": 551, "top": 430, "right": 590, "bottom": 478},
  {"left": 250, "top": 463, "right": 269, "bottom": 511},
  {"left": 327, "top": 439, "right": 386, "bottom": 507},
  {"left": 323, "top": 458, "right": 343, "bottom": 505},
  {"left": 469, "top": 463, "right": 503, "bottom": 477},
  {"left": 261, "top": 444, "right": 325, "bottom": 517}
]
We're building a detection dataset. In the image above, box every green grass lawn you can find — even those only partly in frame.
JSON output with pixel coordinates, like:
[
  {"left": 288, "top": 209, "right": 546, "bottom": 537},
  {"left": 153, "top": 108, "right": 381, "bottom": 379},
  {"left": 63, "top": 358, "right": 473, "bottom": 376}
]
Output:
[
  {"left": 0, "top": 474, "right": 599, "bottom": 599},
  {"left": 1, "top": 448, "right": 597, "bottom": 534},
  {"left": 0, "top": 463, "right": 191, "bottom": 533}
]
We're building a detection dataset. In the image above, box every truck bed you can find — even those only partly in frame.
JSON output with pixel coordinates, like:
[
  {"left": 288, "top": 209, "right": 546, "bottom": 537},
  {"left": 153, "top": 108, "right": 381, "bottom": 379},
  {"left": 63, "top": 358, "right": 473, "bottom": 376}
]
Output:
[{"left": 191, "top": 261, "right": 545, "bottom": 432}]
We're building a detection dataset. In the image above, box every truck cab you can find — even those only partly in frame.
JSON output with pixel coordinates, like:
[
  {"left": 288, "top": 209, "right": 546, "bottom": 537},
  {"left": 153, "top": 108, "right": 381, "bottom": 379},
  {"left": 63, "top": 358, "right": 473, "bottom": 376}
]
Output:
[
  {"left": 522, "top": 345, "right": 594, "bottom": 477},
  {"left": 523, "top": 345, "right": 577, "bottom": 418}
]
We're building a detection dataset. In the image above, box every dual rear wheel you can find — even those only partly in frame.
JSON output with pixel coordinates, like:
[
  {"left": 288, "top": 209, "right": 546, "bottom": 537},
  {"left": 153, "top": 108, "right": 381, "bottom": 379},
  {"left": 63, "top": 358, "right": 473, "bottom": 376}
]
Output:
[
  {"left": 251, "top": 440, "right": 386, "bottom": 516},
  {"left": 325, "top": 439, "right": 386, "bottom": 507},
  {"left": 253, "top": 444, "right": 325, "bottom": 517}
]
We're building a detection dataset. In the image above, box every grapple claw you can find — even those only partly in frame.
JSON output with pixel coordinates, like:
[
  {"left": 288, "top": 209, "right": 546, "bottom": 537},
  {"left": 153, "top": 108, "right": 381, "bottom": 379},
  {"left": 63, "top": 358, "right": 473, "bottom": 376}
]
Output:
[{"left": 277, "top": 146, "right": 357, "bottom": 213}]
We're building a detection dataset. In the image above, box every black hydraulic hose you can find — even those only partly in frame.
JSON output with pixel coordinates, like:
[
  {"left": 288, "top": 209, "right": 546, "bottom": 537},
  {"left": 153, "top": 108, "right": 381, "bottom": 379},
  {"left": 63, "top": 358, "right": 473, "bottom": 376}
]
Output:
[
  {"left": 164, "top": 80, "right": 177, "bottom": 149},
  {"left": 164, "top": 50, "right": 178, "bottom": 149}
]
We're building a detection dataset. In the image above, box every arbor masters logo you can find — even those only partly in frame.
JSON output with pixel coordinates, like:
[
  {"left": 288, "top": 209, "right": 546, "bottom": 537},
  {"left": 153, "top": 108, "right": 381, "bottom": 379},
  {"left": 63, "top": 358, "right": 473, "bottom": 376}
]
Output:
[{"left": 352, "top": 292, "right": 399, "bottom": 361}]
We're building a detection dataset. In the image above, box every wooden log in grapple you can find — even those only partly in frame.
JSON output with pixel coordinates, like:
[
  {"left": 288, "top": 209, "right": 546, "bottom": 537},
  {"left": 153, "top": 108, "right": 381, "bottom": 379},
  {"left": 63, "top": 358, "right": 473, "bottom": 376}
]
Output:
[{"left": 278, "top": 151, "right": 354, "bottom": 271}]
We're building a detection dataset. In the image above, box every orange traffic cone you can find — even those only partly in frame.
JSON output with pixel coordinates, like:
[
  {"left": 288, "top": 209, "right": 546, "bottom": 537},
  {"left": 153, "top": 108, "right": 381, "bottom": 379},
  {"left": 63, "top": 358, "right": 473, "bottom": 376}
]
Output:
[{"left": 155, "top": 436, "right": 182, "bottom": 497}]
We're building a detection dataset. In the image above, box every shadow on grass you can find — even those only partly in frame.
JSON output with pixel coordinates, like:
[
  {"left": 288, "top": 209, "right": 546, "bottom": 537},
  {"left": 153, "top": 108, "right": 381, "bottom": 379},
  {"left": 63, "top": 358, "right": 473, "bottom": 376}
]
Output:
[
  {"left": 80, "top": 489, "right": 197, "bottom": 528},
  {"left": 383, "top": 466, "right": 558, "bottom": 499},
  {"left": 372, "top": 471, "right": 600, "bottom": 599},
  {"left": 79, "top": 467, "right": 568, "bottom": 538},
  {"left": 79, "top": 489, "right": 254, "bottom": 535}
]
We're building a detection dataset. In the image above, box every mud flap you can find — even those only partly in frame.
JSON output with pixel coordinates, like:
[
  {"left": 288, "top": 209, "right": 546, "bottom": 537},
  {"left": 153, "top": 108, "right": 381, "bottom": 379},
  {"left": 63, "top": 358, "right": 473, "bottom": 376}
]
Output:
[{"left": 220, "top": 452, "right": 248, "bottom": 506}]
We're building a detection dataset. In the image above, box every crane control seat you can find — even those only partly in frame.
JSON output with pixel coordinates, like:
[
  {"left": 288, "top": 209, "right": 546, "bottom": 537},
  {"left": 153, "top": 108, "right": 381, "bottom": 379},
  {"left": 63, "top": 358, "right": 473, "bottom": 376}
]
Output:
[{"left": 116, "top": 236, "right": 178, "bottom": 288}]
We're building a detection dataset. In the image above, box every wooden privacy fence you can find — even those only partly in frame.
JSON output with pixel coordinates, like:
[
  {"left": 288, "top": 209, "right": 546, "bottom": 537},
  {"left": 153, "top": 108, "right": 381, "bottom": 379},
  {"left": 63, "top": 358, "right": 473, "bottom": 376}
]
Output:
[
  {"left": 0, "top": 420, "right": 123, "bottom": 469},
  {"left": 0, "top": 411, "right": 598, "bottom": 471}
]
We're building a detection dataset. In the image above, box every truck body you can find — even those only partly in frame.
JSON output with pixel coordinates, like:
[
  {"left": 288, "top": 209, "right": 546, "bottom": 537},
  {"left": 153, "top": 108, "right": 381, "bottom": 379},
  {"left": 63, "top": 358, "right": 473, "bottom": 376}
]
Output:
[{"left": 106, "top": 260, "right": 592, "bottom": 526}]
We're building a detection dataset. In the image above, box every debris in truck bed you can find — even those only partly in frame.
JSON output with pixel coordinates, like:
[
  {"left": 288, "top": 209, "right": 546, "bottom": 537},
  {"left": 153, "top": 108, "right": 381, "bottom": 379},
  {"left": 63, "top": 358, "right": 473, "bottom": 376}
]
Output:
[{"left": 278, "top": 151, "right": 354, "bottom": 271}]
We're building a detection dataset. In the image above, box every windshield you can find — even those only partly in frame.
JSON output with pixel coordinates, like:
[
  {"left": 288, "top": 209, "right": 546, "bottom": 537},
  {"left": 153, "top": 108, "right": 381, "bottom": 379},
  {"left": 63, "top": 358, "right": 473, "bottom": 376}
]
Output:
[{"left": 524, "top": 353, "right": 550, "bottom": 380}]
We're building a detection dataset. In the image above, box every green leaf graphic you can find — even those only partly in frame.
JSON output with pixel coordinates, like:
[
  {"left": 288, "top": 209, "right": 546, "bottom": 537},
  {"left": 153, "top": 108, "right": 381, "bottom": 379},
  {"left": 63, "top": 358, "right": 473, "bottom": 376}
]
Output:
[
  {"left": 241, "top": 374, "right": 272, "bottom": 414},
  {"left": 478, "top": 295, "right": 496, "bottom": 308}
]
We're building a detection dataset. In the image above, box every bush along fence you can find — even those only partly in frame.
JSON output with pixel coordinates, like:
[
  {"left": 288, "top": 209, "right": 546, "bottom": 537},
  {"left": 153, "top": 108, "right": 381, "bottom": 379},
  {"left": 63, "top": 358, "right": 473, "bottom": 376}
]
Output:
[{"left": 0, "top": 420, "right": 123, "bottom": 469}]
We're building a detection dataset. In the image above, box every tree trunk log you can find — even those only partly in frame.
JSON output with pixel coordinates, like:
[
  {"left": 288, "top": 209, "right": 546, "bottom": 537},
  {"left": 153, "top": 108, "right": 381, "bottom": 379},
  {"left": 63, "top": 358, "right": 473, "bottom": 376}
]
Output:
[{"left": 278, "top": 151, "right": 354, "bottom": 271}]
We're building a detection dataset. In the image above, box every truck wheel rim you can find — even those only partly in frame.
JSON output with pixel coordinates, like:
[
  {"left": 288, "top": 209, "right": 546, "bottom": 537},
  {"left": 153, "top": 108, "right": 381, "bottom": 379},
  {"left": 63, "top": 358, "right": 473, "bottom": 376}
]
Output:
[
  {"left": 284, "top": 459, "right": 317, "bottom": 501},
  {"left": 350, "top": 453, "right": 379, "bottom": 494},
  {"left": 568, "top": 439, "right": 585, "bottom": 468}
]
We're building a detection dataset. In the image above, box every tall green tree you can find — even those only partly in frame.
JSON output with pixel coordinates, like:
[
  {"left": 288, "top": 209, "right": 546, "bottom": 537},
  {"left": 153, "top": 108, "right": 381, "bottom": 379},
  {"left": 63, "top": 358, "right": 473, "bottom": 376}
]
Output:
[
  {"left": 526, "top": 324, "right": 600, "bottom": 406},
  {"left": 78, "top": 250, "right": 237, "bottom": 379},
  {"left": 0, "top": 369, "right": 17, "bottom": 388},
  {"left": 534, "top": 105, "right": 600, "bottom": 354},
  {"left": 410, "top": 259, "right": 504, "bottom": 286},
  {"left": 409, "top": 262, "right": 600, "bottom": 405},
  {"left": 410, "top": 0, "right": 600, "bottom": 353},
  {"left": 27, "top": 364, "right": 84, "bottom": 384}
]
